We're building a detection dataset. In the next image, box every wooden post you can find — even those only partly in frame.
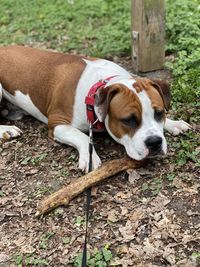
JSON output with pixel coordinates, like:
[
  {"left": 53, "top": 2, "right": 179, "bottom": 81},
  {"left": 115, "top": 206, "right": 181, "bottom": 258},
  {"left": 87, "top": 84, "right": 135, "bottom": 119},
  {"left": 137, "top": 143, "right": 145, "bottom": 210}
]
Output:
[{"left": 131, "top": 0, "right": 165, "bottom": 73}]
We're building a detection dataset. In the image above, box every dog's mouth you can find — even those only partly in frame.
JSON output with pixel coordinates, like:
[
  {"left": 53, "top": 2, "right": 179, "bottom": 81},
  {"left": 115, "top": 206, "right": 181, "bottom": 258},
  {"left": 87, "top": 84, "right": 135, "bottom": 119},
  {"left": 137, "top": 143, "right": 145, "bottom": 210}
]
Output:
[
  {"left": 133, "top": 146, "right": 165, "bottom": 160},
  {"left": 148, "top": 146, "right": 163, "bottom": 156},
  {"left": 147, "top": 149, "right": 165, "bottom": 159}
]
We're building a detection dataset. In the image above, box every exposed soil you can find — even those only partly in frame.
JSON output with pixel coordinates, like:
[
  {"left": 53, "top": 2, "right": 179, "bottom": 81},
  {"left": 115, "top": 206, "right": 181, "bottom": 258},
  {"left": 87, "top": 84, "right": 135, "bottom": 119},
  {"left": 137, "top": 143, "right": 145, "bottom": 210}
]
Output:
[{"left": 0, "top": 57, "right": 199, "bottom": 267}]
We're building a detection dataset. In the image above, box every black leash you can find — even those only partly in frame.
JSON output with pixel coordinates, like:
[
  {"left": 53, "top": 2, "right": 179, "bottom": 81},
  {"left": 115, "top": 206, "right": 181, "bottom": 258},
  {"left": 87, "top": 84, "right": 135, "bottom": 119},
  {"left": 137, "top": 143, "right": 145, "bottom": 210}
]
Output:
[{"left": 81, "top": 122, "right": 93, "bottom": 267}]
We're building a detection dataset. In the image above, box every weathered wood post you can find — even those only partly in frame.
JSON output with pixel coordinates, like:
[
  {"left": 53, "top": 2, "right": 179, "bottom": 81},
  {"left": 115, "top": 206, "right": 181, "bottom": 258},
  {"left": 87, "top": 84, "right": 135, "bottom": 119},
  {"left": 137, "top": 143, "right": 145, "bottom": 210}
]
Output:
[{"left": 131, "top": 0, "right": 165, "bottom": 73}]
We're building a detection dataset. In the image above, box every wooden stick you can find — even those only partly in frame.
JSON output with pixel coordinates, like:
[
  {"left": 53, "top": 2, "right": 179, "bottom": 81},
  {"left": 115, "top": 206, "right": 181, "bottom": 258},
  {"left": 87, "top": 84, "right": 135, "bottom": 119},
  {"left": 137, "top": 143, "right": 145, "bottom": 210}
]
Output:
[{"left": 36, "top": 157, "right": 144, "bottom": 217}]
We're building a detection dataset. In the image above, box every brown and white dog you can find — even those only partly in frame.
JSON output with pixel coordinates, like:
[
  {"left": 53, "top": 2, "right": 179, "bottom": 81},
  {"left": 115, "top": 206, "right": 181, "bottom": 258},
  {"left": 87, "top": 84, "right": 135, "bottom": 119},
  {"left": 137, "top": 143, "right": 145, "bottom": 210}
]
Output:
[{"left": 0, "top": 46, "right": 191, "bottom": 172}]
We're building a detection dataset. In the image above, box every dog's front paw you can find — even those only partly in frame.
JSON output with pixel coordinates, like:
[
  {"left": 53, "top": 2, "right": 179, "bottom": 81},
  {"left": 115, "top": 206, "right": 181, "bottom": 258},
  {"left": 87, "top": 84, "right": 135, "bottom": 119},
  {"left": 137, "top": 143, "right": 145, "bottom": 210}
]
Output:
[
  {"left": 165, "top": 119, "right": 192, "bottom": 136},
  {"left": 0, "top": 125, "right": 22, "bottom": 140},
  {"left": 79, "top": 150, "right": 102, "bottom": 173}
]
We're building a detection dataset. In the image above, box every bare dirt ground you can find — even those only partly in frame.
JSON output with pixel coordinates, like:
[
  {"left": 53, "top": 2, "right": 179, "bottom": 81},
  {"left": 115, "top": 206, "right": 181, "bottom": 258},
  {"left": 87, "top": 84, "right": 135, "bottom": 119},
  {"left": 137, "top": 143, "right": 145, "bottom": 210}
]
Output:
[{"left": 0, "top": 57, "right": 200, "bottom": 267}]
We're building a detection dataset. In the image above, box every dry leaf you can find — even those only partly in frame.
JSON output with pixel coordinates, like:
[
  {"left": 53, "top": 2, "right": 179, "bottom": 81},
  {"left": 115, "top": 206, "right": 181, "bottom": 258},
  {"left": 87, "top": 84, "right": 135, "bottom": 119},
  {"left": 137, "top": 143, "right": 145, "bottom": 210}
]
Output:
[{"left": 127, "top": 169, "right": 141, "bottom": 184}]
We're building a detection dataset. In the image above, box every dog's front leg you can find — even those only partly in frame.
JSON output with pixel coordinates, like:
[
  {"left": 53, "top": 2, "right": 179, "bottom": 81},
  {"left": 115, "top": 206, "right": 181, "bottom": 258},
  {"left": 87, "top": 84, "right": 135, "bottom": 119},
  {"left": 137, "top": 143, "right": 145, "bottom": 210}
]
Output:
[
  {"left": 52, "top": 124, "right": 101, "bottom": 172},
  {"left": 164, "top": 118, "right": 192, "bottom": 136}
]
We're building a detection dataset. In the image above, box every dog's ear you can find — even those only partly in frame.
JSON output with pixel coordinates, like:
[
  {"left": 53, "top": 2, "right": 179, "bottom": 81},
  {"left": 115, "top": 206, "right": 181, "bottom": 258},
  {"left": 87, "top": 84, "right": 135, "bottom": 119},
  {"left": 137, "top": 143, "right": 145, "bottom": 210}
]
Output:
[
  {"left": 94, "top": 85, "right": 119, "bottom": 122},
  {"left": 150, "top": 79, "right": 171, "bottom": 111}
]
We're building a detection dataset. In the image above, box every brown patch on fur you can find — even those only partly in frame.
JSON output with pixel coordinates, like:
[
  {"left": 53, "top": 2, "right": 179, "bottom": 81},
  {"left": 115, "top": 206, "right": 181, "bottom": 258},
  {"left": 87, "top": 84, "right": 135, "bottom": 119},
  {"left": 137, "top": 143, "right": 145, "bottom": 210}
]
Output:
[
  {"left": 94, "top": 85, "right": 119, "bottom": 122},
  {"left": 107, "top": 84, "right": 142, "bottom": 139},
  {"left": 133, "top": 78, "right": 166, "bottom": 112},
  {"left": 133, "top": 80, "right": 146, "bottom": 93},
  {"left": 150, "top": 79, "right": 171, "bottom": 111},
  {"left": 0, "top": 46, "right": 86, "bottom": 137}
]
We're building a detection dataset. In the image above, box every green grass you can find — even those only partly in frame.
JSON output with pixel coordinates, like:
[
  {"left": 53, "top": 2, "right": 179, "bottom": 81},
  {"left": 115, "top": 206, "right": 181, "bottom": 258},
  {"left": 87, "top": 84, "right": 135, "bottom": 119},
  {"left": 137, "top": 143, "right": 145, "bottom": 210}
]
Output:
[{"left": 0, "top": 0, "right": 130, "bottom": 56}]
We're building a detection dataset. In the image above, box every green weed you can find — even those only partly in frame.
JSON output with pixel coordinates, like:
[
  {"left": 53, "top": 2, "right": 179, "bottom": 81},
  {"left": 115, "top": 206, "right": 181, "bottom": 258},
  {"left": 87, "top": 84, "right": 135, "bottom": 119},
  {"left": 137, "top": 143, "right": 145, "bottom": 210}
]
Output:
[
  {"left": 20, "top": 153, "right": 47, "bottom": 166},
  {"left": 166, "top": 173, "right": 176, "bottom": 182},
  {"left": 39, "top": 232, "right": 55, "bottom": 250},
  {"left": 12, "top": 254, "right": 48, "bottom": 266},
  {"left": 74, "top": 246, "right": 113, "bottom": 267},
  {"left": 53, "top": 207, "right": 64, "bottom": 216},
  {"left": 60, "top": 169, "right": 70, "bottom": 177},
  {"left": 191, "top": 252, "right": 200, "bottom": 260},
  {"left": 75, "top": 216, "right": 85, "bottom": 227},
  {"left": 12, "top": 254, "right": 23, "bottom": 267},
  {"left": 62, "top": 236, "right": 70, "bottom": 245},
  {"left": 68, "top": 153, "right": 77, "bottom": 162},
  {"left": 0, "top": 190, "right": 5, "bottom": 197},
  {"left": 170, "top": 132, "right": 200, "bottom": 166},
  {"left": 141, "top": 178, "right": 162, "bottom": 196},
  {"left": 32, "top": 186, "right": 53, "bottom": 198},
  {"left": 25, "top": 256, "right": 48, "bottom": 266}
]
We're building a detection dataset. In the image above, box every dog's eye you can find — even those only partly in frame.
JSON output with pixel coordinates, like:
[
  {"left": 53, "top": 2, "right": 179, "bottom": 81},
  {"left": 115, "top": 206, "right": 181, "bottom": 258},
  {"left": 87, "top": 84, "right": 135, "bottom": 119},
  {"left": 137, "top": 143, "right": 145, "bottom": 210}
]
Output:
[
  {"left": 121, "top": 115, "right": 137, "bottom": 128},
  {"left": 154, "top": 109, "right": 165, "bottom": 121}
]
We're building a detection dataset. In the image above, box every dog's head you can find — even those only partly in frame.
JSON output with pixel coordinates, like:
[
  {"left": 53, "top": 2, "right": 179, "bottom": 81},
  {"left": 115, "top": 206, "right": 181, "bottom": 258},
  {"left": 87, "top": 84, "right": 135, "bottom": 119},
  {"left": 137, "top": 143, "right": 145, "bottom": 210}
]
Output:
[{"left": 94, "top": 78, "right": 171, "bottom": 160}]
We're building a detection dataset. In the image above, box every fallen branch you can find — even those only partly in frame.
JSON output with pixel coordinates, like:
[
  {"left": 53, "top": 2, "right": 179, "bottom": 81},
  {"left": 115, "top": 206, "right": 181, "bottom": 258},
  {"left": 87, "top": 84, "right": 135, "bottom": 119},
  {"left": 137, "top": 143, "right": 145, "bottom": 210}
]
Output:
[{"left": 36, "top": 157, "right": 144, "bottom": 217}]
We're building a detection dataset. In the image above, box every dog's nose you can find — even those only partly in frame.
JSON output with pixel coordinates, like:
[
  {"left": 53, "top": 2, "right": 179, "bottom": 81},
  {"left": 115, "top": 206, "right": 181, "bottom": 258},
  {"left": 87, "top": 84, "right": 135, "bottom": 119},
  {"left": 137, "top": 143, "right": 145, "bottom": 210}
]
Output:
[{"left": 145, "top": 136, "right": 163, "bottom": 151}]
